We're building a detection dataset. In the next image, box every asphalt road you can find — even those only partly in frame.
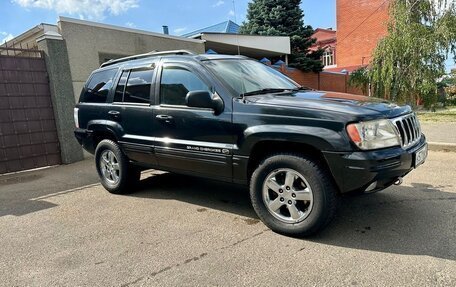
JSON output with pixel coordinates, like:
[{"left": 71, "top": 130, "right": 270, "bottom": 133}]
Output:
[{"left": 0, "top": 152, "right": 455, "bottom": 286}]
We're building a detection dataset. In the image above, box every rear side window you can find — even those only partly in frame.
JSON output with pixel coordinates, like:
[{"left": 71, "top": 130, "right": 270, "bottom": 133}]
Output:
[
  {"left": 114, "top": 69, "right": 153, "bottom": 104},
  {"left": 80, "top": 68, "right": 117, "bottom": 103},
  {"left": 114, "top": 71, "right": 128, "bottom": 102}
]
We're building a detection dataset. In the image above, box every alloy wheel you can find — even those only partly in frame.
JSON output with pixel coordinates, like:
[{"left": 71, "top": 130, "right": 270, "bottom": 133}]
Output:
[
  {"left": 262, "top": 168, "right": 314, "bottom": 223},
  {"left": 99, "top": 150, "right": 120, "bottom": 184}
]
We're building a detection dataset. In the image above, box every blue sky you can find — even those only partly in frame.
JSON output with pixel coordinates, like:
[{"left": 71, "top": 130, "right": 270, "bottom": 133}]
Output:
[
  {"left": 0, "top": 0, "right": 335, "bottom": 40},
  {"left": 0, "top": 0, "right": 453, "bottom": 71}
]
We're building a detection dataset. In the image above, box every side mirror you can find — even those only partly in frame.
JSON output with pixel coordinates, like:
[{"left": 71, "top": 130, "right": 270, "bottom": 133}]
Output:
[{"left": 185, "top": 90, "right": 224, "bottom": 114}]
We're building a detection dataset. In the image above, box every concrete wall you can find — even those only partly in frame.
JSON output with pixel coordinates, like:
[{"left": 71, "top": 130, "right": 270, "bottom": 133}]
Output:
[
  {"left": 37, "top": 36, "right": 84, "bottom": 164},
  {"left": 58, "top": 18, "right": 206, "bottom": 103},
  {"left": 2, "top": 24, "right": 59, "bottom": 51}
]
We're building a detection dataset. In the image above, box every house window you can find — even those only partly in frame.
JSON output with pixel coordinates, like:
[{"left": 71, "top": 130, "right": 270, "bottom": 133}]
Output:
[{"left": 322, "top": 50, "right": 335, "bottom": 67}]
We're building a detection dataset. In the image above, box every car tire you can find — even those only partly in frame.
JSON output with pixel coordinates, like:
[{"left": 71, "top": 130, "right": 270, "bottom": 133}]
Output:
[
  {"left": 250, "top": 153, "right": 338, "bottom": 237},
  {"left": 95, "top": 139, "right": 141, "bottom": 194}
]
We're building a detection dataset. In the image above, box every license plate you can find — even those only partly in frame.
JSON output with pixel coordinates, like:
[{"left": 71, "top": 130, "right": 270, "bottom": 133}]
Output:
[{"left": 414, "top": 144, "right": 427, "bottom": 168}]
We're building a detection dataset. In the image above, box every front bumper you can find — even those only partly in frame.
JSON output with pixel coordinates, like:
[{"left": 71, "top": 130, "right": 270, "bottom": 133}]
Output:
[{"left": 323, "top": 136, "right": 427, "bottom": 194}]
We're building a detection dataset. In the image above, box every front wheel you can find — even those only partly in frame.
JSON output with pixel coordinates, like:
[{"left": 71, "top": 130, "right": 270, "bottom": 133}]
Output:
[
  {"left": 95, "top": 140, "right": 141, "bottom": 194},
  {"left": 250, "top": 154, "right": 338, "bottom": 236}
]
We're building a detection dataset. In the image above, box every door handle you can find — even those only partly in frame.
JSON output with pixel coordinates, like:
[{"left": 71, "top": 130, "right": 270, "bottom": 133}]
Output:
[
  {"left": 156, "top": 114, "right": 174, "bottom": 124},
  {"left": 108, "top": 110, "right": 121, "bottom": 120}
]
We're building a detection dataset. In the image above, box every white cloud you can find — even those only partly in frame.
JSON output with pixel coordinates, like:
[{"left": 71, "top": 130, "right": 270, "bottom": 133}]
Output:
[
  {"left": 1, "top": 32, "right": 14, "bottom": 43},
  {"left": 212, "top": 0, "right": 224, "bottom": 7},
  {"left": 125, "top": 22, "right": 136, "bottom": 28},
  {"left": 228, "top": 9, "right": 235, "bottom": 16},
  {"left": 12, "top": 0, "right": 139, "bottom": 19},
  {"left": 174, "top": 27, "right": 187, "bottom": 34}
]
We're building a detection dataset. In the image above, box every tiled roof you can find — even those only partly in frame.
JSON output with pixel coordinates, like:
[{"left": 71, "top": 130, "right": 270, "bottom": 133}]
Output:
[
  {"left": 310, "top": 28, "right": 337, "bottom": 51},
  {"left": 312, "top": 28, "right": 336, "bottom": 42},
  {"left": 206, "top": 49, "right": 217, "bottom": 54},
  {"left": 182, "top": 20, "right": 240, "bottom": 38}
]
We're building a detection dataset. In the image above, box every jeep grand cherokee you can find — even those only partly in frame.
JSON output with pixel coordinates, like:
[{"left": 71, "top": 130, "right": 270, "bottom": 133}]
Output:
[{"left": 74, "top": 50, "right": 428, "bottom": 236}]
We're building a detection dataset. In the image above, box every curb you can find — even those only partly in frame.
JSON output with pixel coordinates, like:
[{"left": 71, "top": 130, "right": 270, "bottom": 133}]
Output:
[{"left": 428, "top": 142, "right": 456, "bottom": 152}]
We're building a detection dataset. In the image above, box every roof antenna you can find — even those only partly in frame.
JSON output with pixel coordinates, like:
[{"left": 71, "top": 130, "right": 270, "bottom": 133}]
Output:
[
  {"left": 232, "top": 0, "right": 246, "bottom": 101},
  {"left": 232, "top": 0, "right": 241, "bottom": 56}
]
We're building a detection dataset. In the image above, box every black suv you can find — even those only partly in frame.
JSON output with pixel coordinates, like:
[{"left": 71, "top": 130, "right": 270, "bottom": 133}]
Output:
[{"left": 74, "top": 50, "right": 427, "bottom": 236}]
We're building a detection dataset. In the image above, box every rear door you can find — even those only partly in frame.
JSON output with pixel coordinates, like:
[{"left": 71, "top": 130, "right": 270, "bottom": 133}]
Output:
[
  {"left": 107, "top": 63, "right": 158, "bottom": 165},
  {"left": 151, "top": 61, "right": 234, "bottom": 181}
]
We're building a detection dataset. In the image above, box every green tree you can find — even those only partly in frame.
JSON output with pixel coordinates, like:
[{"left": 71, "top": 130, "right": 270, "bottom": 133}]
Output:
[
  {"left": 369, "top": 0, "right": 456, "bottom": 108},
  {"left": 239, "top": 0, "right": 323, "bottom": 72},
  {"left": 441, "top": 69, "right": 456, "bottom": 88},
  {"left": 442, "top": 70, "right": 456, "bottom": 105},
  {"left": 349, "top": 67, "right": 370, "bottom": 95}
]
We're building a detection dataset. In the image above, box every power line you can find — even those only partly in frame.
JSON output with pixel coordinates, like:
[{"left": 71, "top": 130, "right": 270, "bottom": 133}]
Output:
[{"left": 337, "top": 0, "right": 389, "bottom": 46}]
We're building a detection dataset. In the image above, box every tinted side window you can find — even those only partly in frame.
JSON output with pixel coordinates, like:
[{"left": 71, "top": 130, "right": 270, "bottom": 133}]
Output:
[
  {"left": 160, "top": 67, "right": 209, "bottom": 106},
  {"left": 123, "top": 70, "right": 153, "bottom": 104},
  {"left": 114, "top": 70, "right": 129, "bottom": 102},
  {"left": 80, "top": 68, "right": 117, "bottom": 103}
]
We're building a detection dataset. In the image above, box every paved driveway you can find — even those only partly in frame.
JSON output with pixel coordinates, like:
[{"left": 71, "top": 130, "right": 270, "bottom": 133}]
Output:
[{"left": 0, "top": 152, "right": 455, "bottom": 286}]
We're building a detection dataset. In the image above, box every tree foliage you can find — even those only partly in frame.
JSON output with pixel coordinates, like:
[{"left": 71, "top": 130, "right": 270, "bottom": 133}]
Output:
[
  {"left": 441, "top": 69, "right": 456, "bottom": 89},
  {"left": 348, "top": 67, "right": 370, "bottom": 95},
  {"left": 239, "top": 0, "right": 323, "bottom": 72},
  {"left": 442, "top": 69, "right": 456, "bottom": 104},
  {"left": 369, "top": 0, "right": 456, "bottom": 107}
]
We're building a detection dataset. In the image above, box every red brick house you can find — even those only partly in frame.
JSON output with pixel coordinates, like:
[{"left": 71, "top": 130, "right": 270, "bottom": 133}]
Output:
[
  {"left": 310, "top": 28, "right": 337, "bottom": 70},
  {"left": 311, "top": 0, "right": 390, "bottom": 73}
]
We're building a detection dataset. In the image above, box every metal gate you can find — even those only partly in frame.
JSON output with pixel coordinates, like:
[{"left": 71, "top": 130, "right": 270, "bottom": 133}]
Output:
[{"left": 0, "top": 47, "right": 61, "bottom": 174}]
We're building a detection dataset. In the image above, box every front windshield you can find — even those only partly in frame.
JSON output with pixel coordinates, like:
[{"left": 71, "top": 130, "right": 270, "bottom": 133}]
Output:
[{"left": 204, "top": 59, "right": 299, "bottom": 96}]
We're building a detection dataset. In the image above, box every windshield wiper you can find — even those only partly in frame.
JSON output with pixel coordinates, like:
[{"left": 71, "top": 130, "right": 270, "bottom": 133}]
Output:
[
  {"left": 292, "top": 86, "right": 311, "bottom": 91},
  {"left": 241, "top": 88, "right": 293, "bottom": 97}
]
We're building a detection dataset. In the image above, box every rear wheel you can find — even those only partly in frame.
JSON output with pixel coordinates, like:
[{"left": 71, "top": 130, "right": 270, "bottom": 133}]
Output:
[
  {"left": 250, "top": 154, "right": 338, "bottom": 236},
  {"left": 95, "top": 140, "right": 141, "bottom": 194}
]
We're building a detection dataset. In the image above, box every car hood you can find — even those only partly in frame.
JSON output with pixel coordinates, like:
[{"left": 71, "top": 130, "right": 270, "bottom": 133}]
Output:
[{"left": 246, "top": 90, "right": 411, "bottom": 118}]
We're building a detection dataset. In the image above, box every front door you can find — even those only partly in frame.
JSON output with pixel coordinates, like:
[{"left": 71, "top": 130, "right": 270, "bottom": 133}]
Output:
[{"left": 152, "top": 62, "right": 234, "bottom": 181}]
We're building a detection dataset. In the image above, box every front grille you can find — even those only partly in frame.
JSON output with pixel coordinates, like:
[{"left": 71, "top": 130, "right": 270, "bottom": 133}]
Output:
[{"left": 392, "top": 113, "right": 422, "bottom": 148}]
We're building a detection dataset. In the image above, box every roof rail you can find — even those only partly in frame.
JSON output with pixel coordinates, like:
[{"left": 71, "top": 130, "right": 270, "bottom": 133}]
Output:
[{"left": 100, "top": 50, "right": 195, "bottom": 68}]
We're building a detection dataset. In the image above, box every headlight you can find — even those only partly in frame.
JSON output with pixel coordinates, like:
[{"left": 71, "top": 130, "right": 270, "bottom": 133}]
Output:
[{"left": 346, "top": 119, "right": 401, "bottom": 150}]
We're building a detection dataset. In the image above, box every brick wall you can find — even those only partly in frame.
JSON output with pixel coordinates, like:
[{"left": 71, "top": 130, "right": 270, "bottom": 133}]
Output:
[
  {"left": 283, "top": 69, "right": 319, "bottom": 89},
  {"left": 319, "top": 72, "right": 347, "bottom": 92},
  {"left": 279, "top": 67, "right": 364, "bottom": 95},
  {"left": 336, "top": 0, "right": 390, "bottom": 68}
]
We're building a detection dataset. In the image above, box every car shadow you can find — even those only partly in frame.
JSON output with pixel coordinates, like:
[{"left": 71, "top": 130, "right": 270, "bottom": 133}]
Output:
[
  {"left": 133, "top": 172, "right": 456, "bottom": 261},
  {"left": 134, "top": 172, "right": 256, "bottom": 219}
]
